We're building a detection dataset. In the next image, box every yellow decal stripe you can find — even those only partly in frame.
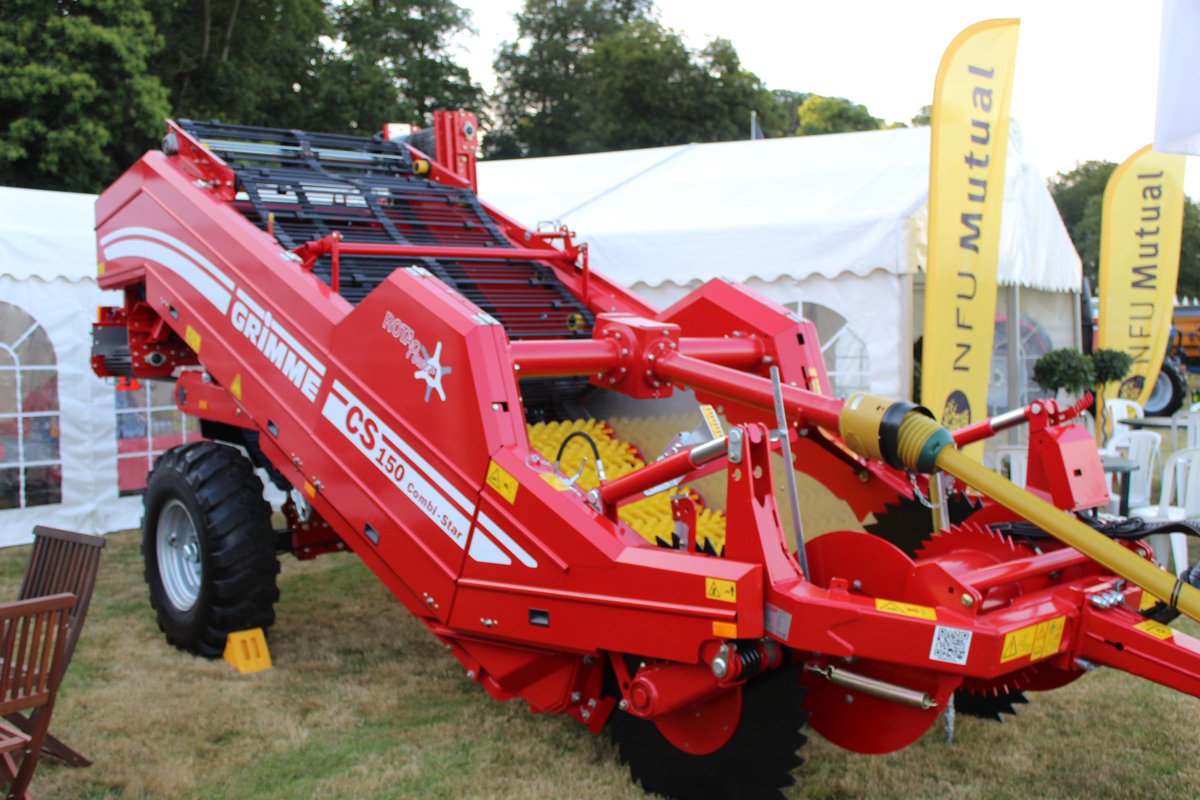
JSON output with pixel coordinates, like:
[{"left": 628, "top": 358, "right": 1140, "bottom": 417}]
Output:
[{"left": 875, "top": 598, "right": 937, "bottom": 620}]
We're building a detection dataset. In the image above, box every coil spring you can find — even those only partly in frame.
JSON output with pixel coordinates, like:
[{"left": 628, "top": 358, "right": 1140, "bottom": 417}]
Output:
[{"left": 734, "top": 642, "right": 763, "bottom": 678}]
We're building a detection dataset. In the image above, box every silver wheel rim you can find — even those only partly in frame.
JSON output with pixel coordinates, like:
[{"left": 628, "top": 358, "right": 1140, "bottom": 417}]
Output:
[
  {"left": 157, "top": 498, "right": 202, "bottom": 611},
  {"left": 1146, "top": 370, "right": 1170, "bottom": 412}
]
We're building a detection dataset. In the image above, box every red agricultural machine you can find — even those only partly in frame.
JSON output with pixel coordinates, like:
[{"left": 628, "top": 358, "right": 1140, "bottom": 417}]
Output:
[{"left": 92, "top": 113, "right": 1200, "bottom": 798}]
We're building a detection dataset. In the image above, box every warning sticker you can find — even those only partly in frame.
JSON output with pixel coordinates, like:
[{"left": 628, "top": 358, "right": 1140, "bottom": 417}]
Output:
[
  {"left": 705, "top": 577, "right": 737, "bottom": 604},
  {"left": 1134, "top": 619, "right": 1174, "bottom": 640},
  {"left": 875, "top": 598, "right": 937, "bottom": 621},
  {"left": 185, "top": 324, "right": 202, "bottom": 353},
  {"left": 486, "top": 460, "right": 519, "bottom": 504},
  {"left": 930, "top": 625, "right": 973, "bottom": 665},
  {"left": 1138, "top": 590, "right": 1160, "bottom": 611},
  {"left": 1000, "top": 616, "right": 1066, "bottom": 663}
]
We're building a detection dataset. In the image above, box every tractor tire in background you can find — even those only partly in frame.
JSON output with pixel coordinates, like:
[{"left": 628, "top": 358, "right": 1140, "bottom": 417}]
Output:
[
  {"left": 1143, "top": 358, "right": 1188, "bottom": 417},
  {"left": 142, "top": 441, "right": 280, "bottom": 657}
]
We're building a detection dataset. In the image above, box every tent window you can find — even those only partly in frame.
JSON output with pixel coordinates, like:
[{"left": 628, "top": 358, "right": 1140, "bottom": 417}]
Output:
[
  {"left": 0, "top": 302, "right": 62, "bottom": 510},
  {"left": 786, "top": 302, "right": 871, "bottom": 397},
  {"left": 116, "top": 381, "right": 202, "bottom": 496}
]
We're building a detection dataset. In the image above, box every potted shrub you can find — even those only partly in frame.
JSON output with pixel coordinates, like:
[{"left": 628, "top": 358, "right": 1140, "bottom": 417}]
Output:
[{"left": 1032, "top": 348, "right": 1094, "bottom": 403}]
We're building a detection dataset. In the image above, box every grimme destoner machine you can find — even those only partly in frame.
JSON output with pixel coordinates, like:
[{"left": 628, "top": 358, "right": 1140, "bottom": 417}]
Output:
[{"left": 92, "top": 113, "right": 1200, "bottom": 798}]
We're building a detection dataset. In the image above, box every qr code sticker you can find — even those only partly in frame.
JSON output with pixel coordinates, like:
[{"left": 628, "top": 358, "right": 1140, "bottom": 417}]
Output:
[{"left": 929, "top": 626, "right": 972, "bottom": 665}]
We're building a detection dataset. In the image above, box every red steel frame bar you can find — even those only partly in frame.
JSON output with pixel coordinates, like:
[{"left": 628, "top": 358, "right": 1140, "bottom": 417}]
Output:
[
  {"left": 512, "top": 340, "right": 619, "bottom": 376},
  {"left": 509, "top": 337, "right": 767, "bottom": 376},
  {"left": 654, "top": 351, "right": 845, "bottom": 431},
  {"left": 960, "top": 546, "right": 1094, "bottom": 592},
  {"left": 293, "top": 234, "right": 577, "bottom": 271}
]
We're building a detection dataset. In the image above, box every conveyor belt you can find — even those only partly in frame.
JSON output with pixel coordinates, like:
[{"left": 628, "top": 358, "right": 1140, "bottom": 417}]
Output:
[
  {"left": 179, "top": 120, "right": 594, "bottom": 342},
  {"left": 179, "top": 120, "right": 594, "bottom": 417}
]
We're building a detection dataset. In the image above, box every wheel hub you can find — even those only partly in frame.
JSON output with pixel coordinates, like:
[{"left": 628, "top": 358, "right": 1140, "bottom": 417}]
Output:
[{"left": 158, "top": 498, "right": 202, "bottom": 612}]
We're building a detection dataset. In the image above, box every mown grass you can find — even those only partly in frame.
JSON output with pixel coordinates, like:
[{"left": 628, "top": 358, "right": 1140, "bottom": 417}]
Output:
[{"left": 3, "top": 525, "right": 1198, "bottom": 799}]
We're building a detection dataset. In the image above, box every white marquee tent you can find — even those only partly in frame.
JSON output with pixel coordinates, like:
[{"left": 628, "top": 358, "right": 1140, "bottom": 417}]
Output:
[
  {"left": 477, "top": 123, "right": 1083, "bottom": 402},
  {"left": 0, "top": 187, "right": 208, "bottom": 545}
]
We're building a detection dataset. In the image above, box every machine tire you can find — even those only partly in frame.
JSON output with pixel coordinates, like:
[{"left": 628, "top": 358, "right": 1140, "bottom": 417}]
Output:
[
  {"left": 142, "top": 441, "right": 280, "bottom": 657},
  {"left": 1144, "top": 359, "right": 1188, "bottom": 417}
]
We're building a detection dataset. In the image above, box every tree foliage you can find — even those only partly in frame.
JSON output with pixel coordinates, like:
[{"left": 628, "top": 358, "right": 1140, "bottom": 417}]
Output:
[
  {"left": 146, "top": 0, "right": 328, "bottom": 128},
  {"left": 488, "top": 0, "right": 801, "bottom": 158},
  {"left": 1049, "top": 160, "right": 1200, "bottom": 299},
  {"left": 148, "top": 0, "right": 483, "bottom": 136},
  {"left": 0, "top": 0, "right": 171, "bottom": 192},
  {"left": 796, "top": 95, "right": 881, "bottom": 136},
  {"left": 488, "top": 0, "right": 651, "bottom": 158}
]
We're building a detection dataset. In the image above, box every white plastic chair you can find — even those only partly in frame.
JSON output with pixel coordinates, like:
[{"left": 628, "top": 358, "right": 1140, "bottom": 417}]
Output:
[
  {"left": 1104, "top": 430, "right": 1161, "bottom": 513},
  {"left": 993, "top": 445, "right": 1028, "bottom": 488},
  {"left": 1104, "top": 398, "right": 1144, "bottom": 441},
  {"left": 1186, "top": 401, "right": 1200, "bottom": 449},
  {"left": 1131, "top": 446, "right": 1200, "bottom": 577}
]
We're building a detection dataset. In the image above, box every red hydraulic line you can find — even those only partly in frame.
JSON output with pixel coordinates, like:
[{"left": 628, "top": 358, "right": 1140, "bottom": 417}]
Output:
[
  {"left": 654, "top": 351, "right": 844, "bottom": 431},
  {"left": 677, "top": 337, "right": 764, "bottom": 369},
  {"left": 599, "top": 439, "right": 727, "bottom": 507},
  {"left": 952, "top": 406, "right": 1029, "bottom": 448},
  {"left": 959, "top": 546, "right": 1093, "bottom": 592},
  {"left": 510, "top": 339, "right": 621, "bottom": 377}
]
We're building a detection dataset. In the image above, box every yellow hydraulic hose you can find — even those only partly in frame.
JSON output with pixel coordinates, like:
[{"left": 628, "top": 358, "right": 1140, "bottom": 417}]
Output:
[{"left": 838, "top": 394, "right": 1200, "bottom": 624}]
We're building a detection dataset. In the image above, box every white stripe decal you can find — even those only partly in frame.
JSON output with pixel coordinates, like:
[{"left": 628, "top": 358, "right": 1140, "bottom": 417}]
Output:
[
  {"left": 235, "top": 288, "right": 326, "bottom": 376},
  {"left": 478, "top": 512, "right": 538, "bottom": 568},
  {"left": 333, "top": 383, "right": 477, "bottom": 513},
  {"left": 102, "top": 239, "right": 232, "bottom": 313},
  {"left": 325, "top": 380, "right": 536, "bottom": 568},
  {"left": 101, "top": 227, "right": 234, "bottom": 289},
  {"left": 323, "top": 388, "right": 471, "bottom": 550},
  {"left": 468, "top": 532, "right": 512, "bottom": 565}
]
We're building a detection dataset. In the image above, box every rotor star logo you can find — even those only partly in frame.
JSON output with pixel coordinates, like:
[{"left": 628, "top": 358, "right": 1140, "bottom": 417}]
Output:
[
  {"left": 382, "top": 310, "right": 453, "bottom": 402},
  {"left": 415, "top": 341, "right": 452, "bottom": 402}
]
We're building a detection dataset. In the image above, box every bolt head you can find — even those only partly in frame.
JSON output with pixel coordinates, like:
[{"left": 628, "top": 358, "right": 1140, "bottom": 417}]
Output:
[
  {"left": 466, "top": 670, "right": 476, "bottom": 680},
  {"left": 618, "top": 699, "right": 628, "bottom": 711},
  {"left": 960, "top": 593, "right": 974, "bottom": 608}
]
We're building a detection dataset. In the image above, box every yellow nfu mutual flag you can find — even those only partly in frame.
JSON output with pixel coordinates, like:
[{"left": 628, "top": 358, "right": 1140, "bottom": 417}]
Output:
[
  {"left": 1097, "top": 146, "right": 1186, "bottom": 406},
  {"left": 921, "top": 19, "right": 1019, "bottom": 460}
]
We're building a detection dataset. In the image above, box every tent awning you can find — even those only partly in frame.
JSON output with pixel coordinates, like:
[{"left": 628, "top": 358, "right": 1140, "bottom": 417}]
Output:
[
  {"left": 0, "top": 187, "right": 98, "bottom": 283},
  {"left": 477, "top": 123, "right": 1082, "bottom": 294}
]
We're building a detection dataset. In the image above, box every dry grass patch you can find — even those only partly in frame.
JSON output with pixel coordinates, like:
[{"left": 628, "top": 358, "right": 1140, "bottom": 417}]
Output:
[{"left": 0, "top": 529, "right": 1195, "bottom": 798}]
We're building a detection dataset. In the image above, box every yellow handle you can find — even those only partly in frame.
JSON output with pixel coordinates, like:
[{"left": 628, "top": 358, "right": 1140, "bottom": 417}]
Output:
[{"left": 937, "top": 446, "right": 1200, "bottom": 622}]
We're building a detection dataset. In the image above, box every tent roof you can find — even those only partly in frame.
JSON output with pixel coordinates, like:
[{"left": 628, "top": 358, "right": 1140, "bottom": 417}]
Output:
[
  {"left": 0, "top": 187, "right": 98, "bottom": 282},
  {"left": 477, "top": 123, "right": 1082, "bottom": 293}
]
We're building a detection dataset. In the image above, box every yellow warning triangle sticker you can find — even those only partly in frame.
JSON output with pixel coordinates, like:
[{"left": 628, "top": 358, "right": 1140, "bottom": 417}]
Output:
[{"left": 230, "top": 373, "right": 243, "bottom": 400}]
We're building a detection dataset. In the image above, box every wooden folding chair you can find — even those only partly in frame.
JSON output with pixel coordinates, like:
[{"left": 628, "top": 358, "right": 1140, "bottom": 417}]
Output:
[
  {"left": 0, "top": 593, "right": 76, "bottom": 800},
  {"left": 4, "top": 527, "right": 105, "bottom": 767}
]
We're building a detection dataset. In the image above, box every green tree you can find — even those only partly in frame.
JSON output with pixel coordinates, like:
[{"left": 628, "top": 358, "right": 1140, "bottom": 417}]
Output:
[
  {"left": 0, "top": 0, "right": 170, "bottom": 192},
  {"left": 1049, "top": 160, "right": 1200, "bottom": 298},
  {"left": 911, "top": 105, "right": 932, "bottom": 126},
  {"left": 796, "top": 95, "right": 882, "bottom": 136},
  {"left": 570, "top": 24, "right": 781, "bottom": 152},
  {"left": 146, "top": 0, "right": 328, "bottom": 129},
  {"left": 488, "top": 0, "right": 652, "bottom": 158},
  {"left": 323, "top": 0, "right": 485, "bottom": 131}
]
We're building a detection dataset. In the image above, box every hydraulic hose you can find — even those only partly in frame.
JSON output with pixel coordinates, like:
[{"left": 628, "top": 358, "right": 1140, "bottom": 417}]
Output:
[{"left": 836, "top": 392, "right": 1200, "bottom": 625}]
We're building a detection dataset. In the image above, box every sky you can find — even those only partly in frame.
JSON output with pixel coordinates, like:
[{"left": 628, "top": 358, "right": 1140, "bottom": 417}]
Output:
[{"left": 454, "top": 1, "right": 1199, "bottom": 197}]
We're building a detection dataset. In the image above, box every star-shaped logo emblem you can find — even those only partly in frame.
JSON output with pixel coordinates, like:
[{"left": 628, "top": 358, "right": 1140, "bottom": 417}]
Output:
[{"left": 415, "top": 341, "right": 453, "bottom": 402}]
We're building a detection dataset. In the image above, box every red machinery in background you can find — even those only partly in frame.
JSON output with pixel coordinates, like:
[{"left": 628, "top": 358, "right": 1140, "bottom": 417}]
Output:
[{"left": 91, "top": 112, "right": 1200, "bottom": 799}]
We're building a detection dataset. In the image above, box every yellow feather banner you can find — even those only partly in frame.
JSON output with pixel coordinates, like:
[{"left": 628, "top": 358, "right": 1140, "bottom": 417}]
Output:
[
  {"left": 1096, "top": 146, "right": 1186, "bottom": 408},
  {"left": 921, "top": 19, "right": 1020, "bottom": 460}
]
